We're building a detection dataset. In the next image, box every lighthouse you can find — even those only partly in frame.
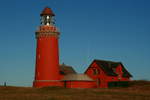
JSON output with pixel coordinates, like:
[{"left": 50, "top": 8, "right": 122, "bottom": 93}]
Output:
[{"left": 33, "top": 7, "right": 62, "bottom": 87}]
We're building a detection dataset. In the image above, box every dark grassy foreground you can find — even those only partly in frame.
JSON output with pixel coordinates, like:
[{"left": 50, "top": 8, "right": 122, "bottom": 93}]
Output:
[{"left": 0, "top": 81, "right": 150, "bottom": 100}]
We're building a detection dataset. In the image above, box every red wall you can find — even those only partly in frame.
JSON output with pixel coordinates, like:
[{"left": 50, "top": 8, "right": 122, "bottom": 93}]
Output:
[
  {"left": 65, "top": 81, "right": 96, "bottom": 88},
  {"left": 35, "top": 36, "right": 60, "bottom": 80},
  {"left": 85, "top": 62, "right": 108, "bottom": 88},
  {"left": 85, "top": 62, "right": 130, "bottom": 88}
]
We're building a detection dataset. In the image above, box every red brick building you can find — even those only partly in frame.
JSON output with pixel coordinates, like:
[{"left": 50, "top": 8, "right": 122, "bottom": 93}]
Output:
[
  {"left": 59, "top": 59, "right": 132, "bottom": 88},
  {"left": 85, "top": 59, "right": 132, "bottom": 88}
]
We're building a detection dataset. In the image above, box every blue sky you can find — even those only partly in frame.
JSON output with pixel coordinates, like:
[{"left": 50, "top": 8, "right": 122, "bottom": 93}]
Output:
[{"left": 0, "top": 0, "right": 150, "bottom": 86}]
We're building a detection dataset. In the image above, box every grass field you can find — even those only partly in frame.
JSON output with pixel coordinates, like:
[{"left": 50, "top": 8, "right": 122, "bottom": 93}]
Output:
[{"left": 0, "top": 80, "right": 150, "bottom": 100}]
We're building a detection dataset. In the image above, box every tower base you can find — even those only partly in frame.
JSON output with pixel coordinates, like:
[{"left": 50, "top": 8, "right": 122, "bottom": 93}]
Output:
[{"left": 33, "top": 80, "right": 63, "bottom": 88}]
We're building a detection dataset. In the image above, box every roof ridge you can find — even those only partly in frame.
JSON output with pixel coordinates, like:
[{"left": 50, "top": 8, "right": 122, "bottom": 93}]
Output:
[{"left": 94, "top": 59, "right": 121, "bottom": 63}]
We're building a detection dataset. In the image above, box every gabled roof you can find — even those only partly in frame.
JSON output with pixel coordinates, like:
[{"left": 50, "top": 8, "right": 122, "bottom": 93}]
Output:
[
  {"left": 86, "top": 59, "right": 132, "bottom": 77},
  {"left": 120, "top": 63, "right": 132, "bottom": 77},
  {"left": 94, "top": 59, "right": 118, "bottom": 76},
  {"left": 62, "top": 74, "right": 94, "bottom": 81},
  {"left": 60, "top": 64, "right": 77, "bottom": 75}
]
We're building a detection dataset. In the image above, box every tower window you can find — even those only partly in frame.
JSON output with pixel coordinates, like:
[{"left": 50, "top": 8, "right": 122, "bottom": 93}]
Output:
[{"left": 38, "top": 54, "right": 40, "bottom": 59}]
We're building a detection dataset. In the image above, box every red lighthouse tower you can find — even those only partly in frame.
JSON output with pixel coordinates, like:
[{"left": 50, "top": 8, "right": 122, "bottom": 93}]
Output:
[{"left": 33, "top": 7, "right": 61, "bottom": 87}]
